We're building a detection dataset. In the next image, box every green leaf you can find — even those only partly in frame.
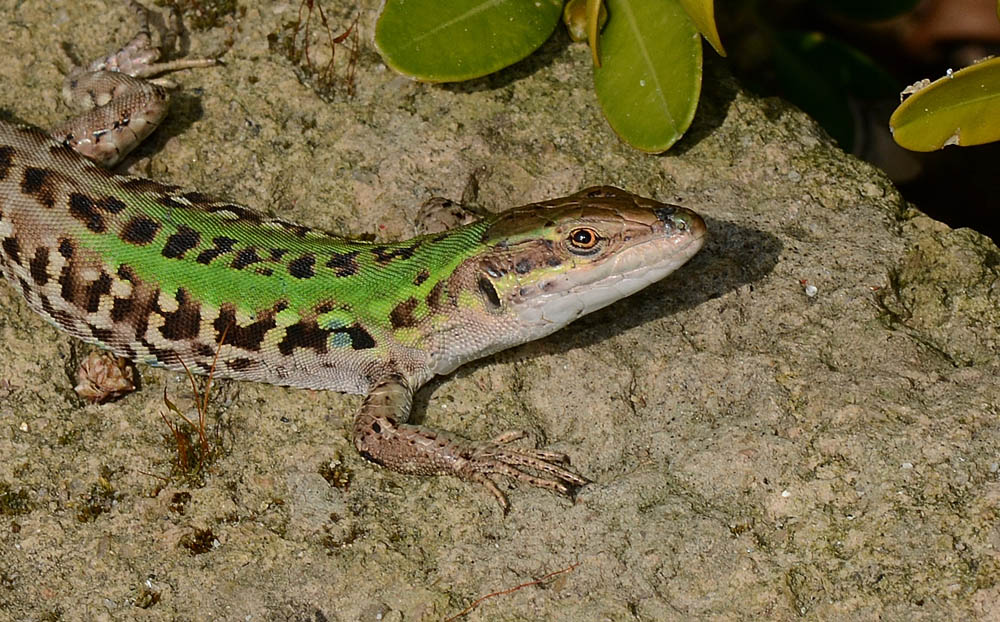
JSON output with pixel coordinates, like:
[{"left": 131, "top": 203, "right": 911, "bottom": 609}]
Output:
[
  {"left": 890, "top": 57, "right": 1000, "bottom": 151},
  {"left": 593, "top": 0, "right": 702, "bottom": 153},
  {"left": 374, "top": 0, "right": 563, "bottom": 82},
  {"left": 678, "top": 0, "right": 726, "bottom": 57}
]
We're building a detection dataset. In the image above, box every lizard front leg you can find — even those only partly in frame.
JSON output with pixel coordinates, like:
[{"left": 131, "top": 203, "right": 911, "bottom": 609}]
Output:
[{"left": 354, "top": 374, "right": 589, "bottom": 510}]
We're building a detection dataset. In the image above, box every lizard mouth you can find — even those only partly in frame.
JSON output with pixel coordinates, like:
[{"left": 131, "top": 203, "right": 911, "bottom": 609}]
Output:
[{"left": 510, "top": 209, "right": 707, "bottom": 337}]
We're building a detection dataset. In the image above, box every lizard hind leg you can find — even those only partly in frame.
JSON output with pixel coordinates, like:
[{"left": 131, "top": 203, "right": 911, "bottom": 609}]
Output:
[
  {"left": 51, "top": 1, "right": 219, "bottom": 167},
  {"left": 76, "top": 1, "right": 218, "bottom": 81},
  {"left": 353, "top": 374, "right": 589, "bottom": 511}
]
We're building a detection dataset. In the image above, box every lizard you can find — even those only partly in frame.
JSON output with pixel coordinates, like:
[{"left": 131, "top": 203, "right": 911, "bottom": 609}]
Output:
[{"left": 0, "top": 2, "right": 707, "bottom": 509}]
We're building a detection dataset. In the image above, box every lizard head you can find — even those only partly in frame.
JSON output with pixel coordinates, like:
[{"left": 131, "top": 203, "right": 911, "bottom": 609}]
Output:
[{"left": 428, "top": 186, "right": 706, "bottom": 375}]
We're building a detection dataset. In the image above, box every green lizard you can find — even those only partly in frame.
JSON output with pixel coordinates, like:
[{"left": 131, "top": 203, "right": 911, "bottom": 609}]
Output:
[{"left": 0, "top": 3, "right": 706, "bottom": 508}]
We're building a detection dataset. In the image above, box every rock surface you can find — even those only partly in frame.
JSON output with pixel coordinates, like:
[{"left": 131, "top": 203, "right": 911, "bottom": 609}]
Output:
[{"left": 1, "top": 1, "right": 999, "bottom": 620}]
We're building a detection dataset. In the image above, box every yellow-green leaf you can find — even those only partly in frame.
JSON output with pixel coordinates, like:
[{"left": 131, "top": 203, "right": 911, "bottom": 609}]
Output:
[
  {"left": 678, "top": 0, "right": 725, "bottom": 57},
  {"left": 594, "top": 0, "right": 702, "bottom": 152},
  {"left": 587, "top": 0, "right": 603, "bottom": 67},
  {"left": 890, "top": 57, "right": 1000, "bottom": 152}
]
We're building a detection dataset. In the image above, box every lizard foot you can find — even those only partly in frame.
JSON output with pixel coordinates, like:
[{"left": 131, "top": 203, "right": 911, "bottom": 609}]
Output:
[
  {"left": 355, "top": 375, "right": 589, "bottom": 510},
  {"left": 458, "top": 429, "right": 590, "bottom": 511}
]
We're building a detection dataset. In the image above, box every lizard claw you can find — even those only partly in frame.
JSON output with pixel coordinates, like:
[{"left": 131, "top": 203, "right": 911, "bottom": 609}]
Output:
[{"left": 457, "top": 430, "right": 590, "bottom": 510}]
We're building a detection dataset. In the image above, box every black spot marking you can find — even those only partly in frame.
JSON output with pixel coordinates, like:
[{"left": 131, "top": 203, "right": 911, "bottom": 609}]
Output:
[
  {"left": 342, "top": 324, "right": 375, "bottom": 350},
  {"left": 231, "top": 248, "right": 262, "bottom": 270},
  {"left": 547, "top": 256, "right": 562, "bottom": 268},
  {"left": 39, "top": 293, "right": 55, "bottom": 318},
  {"left": 89, "top": 325, "right": 113, "bottom": 344},
  {"left": 193, "top": 361, "right": 212, "bottom": 374},
  {"left": 110, "top": 295, "right": 133, "bottom": 322},
  {"left": 21, "top": 167, "right": 57, "bottom": 208},
  {"left": 288, "top": 254, "right": 316, "bottom": 279},
  {"left": 324, "top": 250, "right": 360, "bottom": 277},
  {"left": 2, "top": 237, "right": 21, "bottom": 265},
  {"left": 159, "top": 287, "right": 202, "bottom": 341},
  {"left": 41, "top": 293, "right": 75, "bottom": 332},
  {"left": 371, "top": 422, "right": 381, "bottom": 433},
  {"left": 117, "top": 264, "right": 138, "bottom": 281},
  {"left": 96, "top": 196, "right": 127, "bottom": 214},
  {"left": 0, "top": 145, "right": 14, "bottom": 180},
  {"left": 121, "top": 216, "right": 161, "bottom": 245},
  {"left": 162, "top": 226, "right": 201, "bottom": 259},
  {"left": 275, "top": 220, "right": 311, "bottom": 237},
  {"left": 426, "top": 280, "right": 445, "bottom": 310},
  {"left": 29, "top": 247, "right": 49, "bottom": 285},
  {"left": 270, "top": 248, "right": 289, "bottom": 261},
  {"left": 226, "top": 357, "right": 255, "bottom": 371},
  {"left": 109, "top": 265, "right": 145, "bottom": 331},
  {"left": 389, "top": 297, "right": 420, "bottom": 329},
  {"left": 196, "top": 236, "right": 238, "bottom": 265},
  {"left": 84, "top": 272, "right": 113, "bottom": 313},
  {"left": 68, "top": 193, "right": 106, "bottom": 233},
  {"left": 478, "top": 277, "right": 501, "bottom": 309},
  {"left": 257, "top": 267, "right": 274, "bottom": 277},
  {"left": 133, "top": 293, "right": 153, "bottom": 340},
  {"left": 58, "top": 238, "right": 74, "bottom": 259},
  {"left": 514, "top": 259, "right": 533, "bottom": 274},
  {"left": 215, "top": 303, "right": 280, "bottom": 352},
  {"left": 156, "top": 195, "right": 186, "bottom": 209},
  {"left": 146, "top": 344, "right": 180, "bottom": 366},
  {"left": 180, "top": 191, "right": 214, "bottom": 205},
  {"left": 194, "top": 343, "right": 216, "bottom": 358},
  {"left": 278, "top": 320, "right": 330, "bottom": 355},
  {"left": 413, "top": 269, "right": 430, "bottom": 286},
  {"left": 371, "top": 243, "right": 419, "bottom": 265}
]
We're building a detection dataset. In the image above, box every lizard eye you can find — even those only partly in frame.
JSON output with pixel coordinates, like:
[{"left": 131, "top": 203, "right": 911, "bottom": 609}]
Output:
[{"left": 568, "top": 227, "right": 600, "bottom": 253}]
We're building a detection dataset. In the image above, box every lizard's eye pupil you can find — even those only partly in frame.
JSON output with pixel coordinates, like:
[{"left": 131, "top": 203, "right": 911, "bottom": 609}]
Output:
[{"left": 569, "top": 228, "right": 598, "bottom": 249}]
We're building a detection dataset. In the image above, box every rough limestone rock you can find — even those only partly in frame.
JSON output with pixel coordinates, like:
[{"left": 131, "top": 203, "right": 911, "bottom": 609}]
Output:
[{"left": 1, "top": 2, "right": 998, "bottom": 620}]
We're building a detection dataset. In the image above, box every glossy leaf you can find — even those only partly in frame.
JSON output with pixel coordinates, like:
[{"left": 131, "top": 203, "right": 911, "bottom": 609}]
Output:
[
  {"left": 374, "top": 0, "right": 563, "bottom": 82},
  {"left": 890, "top": 57, "right": 1000, "bottom": 151},
  {"left": 594, "top": 0, "right": 702, "bottom": 153},
  {"left": 678, "top": 0, "right": 726, "bottom": 57},
  {"left": 587, "top": 0, "right": 604, "bottom": 66}
]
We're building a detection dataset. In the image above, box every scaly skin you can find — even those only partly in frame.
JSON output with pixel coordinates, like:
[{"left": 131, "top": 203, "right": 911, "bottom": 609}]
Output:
[{"left": 0, "top": 3, "right": 707, "bottom": 508}]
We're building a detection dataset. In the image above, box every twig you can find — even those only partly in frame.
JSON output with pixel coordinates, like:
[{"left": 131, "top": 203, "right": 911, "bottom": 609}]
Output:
[{"left": 443, "top": 561, "right": 581, "bottom": 622}]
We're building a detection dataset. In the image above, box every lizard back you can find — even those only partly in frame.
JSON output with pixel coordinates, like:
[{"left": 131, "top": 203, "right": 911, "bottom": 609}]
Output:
[{"left": 0, "top": 123, "right": 490, "bottom": 394}]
